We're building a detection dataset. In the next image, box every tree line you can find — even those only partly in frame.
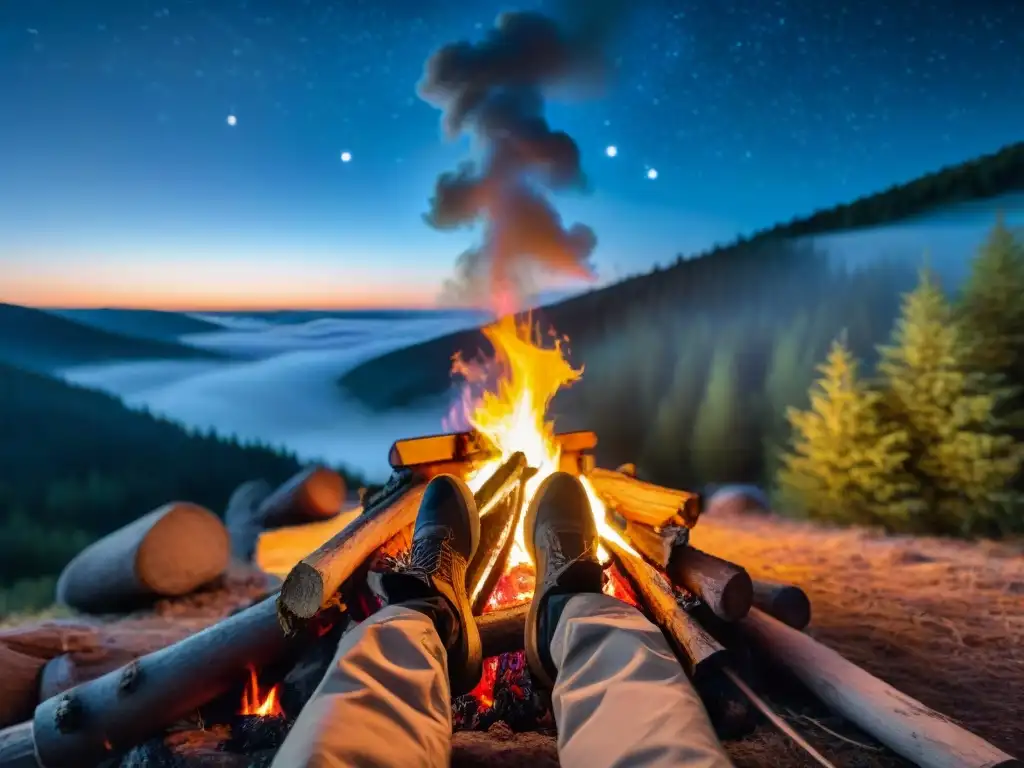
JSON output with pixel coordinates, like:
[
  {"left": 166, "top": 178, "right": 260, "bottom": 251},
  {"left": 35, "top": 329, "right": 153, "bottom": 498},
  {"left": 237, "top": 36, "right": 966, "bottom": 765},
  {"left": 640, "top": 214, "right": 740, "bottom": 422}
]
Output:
[
  {"left": 558, "top": 217, "right": 1024, "bottom": 537},
  {"left": 0, "top": 363, "right": 364, "bottom": 598}
]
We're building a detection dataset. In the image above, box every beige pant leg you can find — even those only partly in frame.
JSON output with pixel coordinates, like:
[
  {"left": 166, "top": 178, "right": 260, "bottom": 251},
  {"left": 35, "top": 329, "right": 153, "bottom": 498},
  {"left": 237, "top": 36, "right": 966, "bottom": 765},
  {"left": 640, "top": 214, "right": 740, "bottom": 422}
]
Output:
[
  {"left": 271, "top": 605, "right": 451, "bottom": 768},
  {"left": 550, "top": 592, "right": 733, "bottom": 768}
]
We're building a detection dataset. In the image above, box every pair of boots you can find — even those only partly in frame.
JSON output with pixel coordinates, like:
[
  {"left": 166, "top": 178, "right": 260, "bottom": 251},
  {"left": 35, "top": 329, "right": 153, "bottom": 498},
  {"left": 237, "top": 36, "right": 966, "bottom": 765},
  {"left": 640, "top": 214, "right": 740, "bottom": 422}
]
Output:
[{"left": 380, "top": 471, "right": 606, "bottom": 695}]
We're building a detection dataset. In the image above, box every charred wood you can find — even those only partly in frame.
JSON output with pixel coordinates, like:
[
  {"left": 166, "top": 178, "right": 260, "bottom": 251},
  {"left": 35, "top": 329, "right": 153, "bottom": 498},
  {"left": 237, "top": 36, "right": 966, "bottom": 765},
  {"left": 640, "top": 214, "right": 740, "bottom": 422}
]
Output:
[{"left": 477, "top": 604, "right": 529, "bottom": 657}]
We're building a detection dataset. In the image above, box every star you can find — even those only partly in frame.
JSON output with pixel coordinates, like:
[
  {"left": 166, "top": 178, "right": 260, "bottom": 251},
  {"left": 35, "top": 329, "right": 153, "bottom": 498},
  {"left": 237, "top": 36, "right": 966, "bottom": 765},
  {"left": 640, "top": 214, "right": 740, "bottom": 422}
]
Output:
[
  {"left": 226, "top": 114, "right": 237, "bottom": 126},
  {"left": 340, "top": 151, "right": 352, "bottom": 163},
  {"left": 647, "top": 168, "right": 658, "bottom": 180},
  {"left": 605, "top": 145, "right": 618, "bottom": 158}
]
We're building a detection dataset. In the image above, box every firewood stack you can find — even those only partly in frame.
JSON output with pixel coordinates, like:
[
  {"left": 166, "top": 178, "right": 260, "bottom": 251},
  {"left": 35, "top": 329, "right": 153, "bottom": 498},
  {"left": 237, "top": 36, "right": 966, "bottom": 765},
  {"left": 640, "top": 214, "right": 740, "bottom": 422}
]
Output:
[{"left": 0, "top": 433, "right": 1018, "bottom": 768}]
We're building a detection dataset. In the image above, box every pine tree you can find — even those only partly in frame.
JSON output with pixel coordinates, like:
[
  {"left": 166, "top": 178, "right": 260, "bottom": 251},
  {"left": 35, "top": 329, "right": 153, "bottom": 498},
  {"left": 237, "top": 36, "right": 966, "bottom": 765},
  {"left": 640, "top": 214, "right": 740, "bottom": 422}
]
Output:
[
  {"left": 957, "top": 215, "right": 1024, "bottom": 384},
  {"left": 778, "top": 336, "right": 921, "bottom": 528},
  {"left": 878, "top": 268, "right": 1024, "bottom": 535}
]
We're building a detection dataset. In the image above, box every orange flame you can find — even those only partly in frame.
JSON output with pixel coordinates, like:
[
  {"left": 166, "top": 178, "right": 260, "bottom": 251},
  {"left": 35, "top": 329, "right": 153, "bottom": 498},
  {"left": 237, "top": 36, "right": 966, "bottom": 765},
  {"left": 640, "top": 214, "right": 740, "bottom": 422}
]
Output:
[
  {"left": 240, "top": 668, "right": 283, "bottom": 718},
  {"left": 453, "top": 313, "right": 636, "bottom": 583}
]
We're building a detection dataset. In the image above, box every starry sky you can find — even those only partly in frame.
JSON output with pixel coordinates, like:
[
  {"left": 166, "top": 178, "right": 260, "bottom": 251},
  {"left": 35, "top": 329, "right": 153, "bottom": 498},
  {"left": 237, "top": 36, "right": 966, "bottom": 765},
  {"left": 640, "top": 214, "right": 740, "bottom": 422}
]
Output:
[{"left": 1, "top": 0, "right": 1021, "bottom": 310}]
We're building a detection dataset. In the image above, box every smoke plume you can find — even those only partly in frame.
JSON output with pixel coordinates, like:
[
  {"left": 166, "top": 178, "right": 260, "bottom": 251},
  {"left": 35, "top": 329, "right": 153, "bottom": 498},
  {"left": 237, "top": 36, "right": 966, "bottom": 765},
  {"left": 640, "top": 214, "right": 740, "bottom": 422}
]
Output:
[{"left": 420, "top": 1, "right": 625, "bottom": 314}]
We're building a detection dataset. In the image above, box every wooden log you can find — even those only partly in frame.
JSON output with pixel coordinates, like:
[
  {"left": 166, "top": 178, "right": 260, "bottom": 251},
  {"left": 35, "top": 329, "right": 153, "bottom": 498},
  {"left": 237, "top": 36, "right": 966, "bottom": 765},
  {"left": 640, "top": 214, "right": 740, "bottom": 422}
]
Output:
[
  {"left": 0, "top": 644, "right": 46, "bottom": 728},
  {"left": 32, "top": 594, "right": 294, "bottom": 768},
  {"left": 37, "top": 624, "right": 199, "bottom": 700},
  {"left": 477, "top": 604, "right": 529, "bottom": 657},
  {"left": 751, "top": 579, "right": 811, "bottom": 630},
  {"left": 258, "top": 466, "right": 346, "bottom": 528},
  {"left": 224, "top": 479, "right": 273, "bottom": 562},
  {"left": 740, "top": 608, "right": 1020, "bottom": 768},
  {"left": 277, "top": 484, "right": 425, "bottom": 632},
  {"left": 55, "top": 503, "right": 230, "bottom": 614},
  {"left": 467, "top": 453, "right": 529, "bottom": 611},
  {"left": 587, "top": 468, "right": 701, "bottom": 529},
  {"left": 388, "top": 430, "right": 596, "bottom": 469},
  {"left": 603, "top": 538, "right": 727, "bottom": 682},
  {"left": 612, "top": 519, "right": 751, "bottom": 623},
  {"left": 667, "top": 547, "right": 753, "bottom": 623},
  {"left": 0, "top": 721, "right": 38, "bottom": 768}
]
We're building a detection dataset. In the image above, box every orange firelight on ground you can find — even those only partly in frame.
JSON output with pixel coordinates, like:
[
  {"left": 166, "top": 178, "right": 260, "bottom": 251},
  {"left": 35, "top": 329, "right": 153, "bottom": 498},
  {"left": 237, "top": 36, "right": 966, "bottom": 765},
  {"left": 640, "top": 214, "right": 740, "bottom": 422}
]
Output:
[
  {"left": 452, "top": 314, "right": 637, "bottom": 583},
  {"left": 240, "top": 668, "right": 283, "bottom": 718}
]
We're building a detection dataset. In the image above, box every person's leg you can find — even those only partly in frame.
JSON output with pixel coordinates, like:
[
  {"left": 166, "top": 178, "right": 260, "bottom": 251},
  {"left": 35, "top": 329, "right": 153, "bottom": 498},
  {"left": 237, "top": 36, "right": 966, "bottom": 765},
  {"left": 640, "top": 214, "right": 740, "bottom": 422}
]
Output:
[
  {"left": 523, "top": 472, "right": 733, "bottom": 768},
  {"left": 271, "top": 475, "right": 483, "bottom": 768}
]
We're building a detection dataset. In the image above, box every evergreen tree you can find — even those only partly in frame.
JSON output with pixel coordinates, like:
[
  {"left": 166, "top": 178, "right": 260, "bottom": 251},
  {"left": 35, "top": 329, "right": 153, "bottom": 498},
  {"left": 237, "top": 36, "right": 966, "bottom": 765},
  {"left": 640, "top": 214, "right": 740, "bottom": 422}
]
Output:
[
  {"left": 691, "top": 340, "right": 741, "bottom": 484},
  {"left": 778, "top": 336, "right": 921, "bottom": 528},
  {"left": 957, "top": 215, "right": 1024, "bottom": 395},
  {"left": 878, "top": 269, "right": 1024, "bottom": 535}
]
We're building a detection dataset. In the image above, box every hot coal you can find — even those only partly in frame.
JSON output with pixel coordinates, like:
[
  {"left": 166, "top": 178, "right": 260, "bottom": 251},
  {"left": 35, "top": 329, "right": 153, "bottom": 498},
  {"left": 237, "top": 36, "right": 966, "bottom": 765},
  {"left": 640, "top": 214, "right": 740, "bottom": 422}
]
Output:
[
  {"left": 454, "top": 651, "right": 551, "bottom": 733},
  {"left": 223, "top": 714, "right": 294, "bottom": 754}
]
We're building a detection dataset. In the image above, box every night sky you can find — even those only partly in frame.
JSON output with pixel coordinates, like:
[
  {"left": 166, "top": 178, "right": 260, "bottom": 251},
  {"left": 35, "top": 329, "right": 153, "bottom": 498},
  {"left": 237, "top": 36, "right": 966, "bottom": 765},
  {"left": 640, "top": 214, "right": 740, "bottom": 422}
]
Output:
[{"left": 1, "top": 0, "right": 1021, "bottom": 310}]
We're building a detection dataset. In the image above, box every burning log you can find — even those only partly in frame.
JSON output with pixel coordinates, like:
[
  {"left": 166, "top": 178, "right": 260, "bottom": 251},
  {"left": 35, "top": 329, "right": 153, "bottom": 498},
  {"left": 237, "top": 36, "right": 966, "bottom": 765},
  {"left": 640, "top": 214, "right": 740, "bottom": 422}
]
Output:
[
  {"left": 602, "top": 538, "right": 727, "bottom": 682},
  {"left": 388, "top": 430, "right": 596, "bottom": 474},
  {"left": 277, "top": 473, "right": 423, "bottom": 633},
  {"left": 55, "top": 503, "right": 230, "bottom": 615},
  {"left": 477, "top": 604, "right": 529, "bottom": 658},
  {"left": 587, "top": 468, "right": 701, "bottom": 529},
  {"left": 740, "top": 608, "right": 1019, "bottom": 768},
  {"left": 258, "top": 466, "right": 347, "bottom": 527},
  {"left": 751, "top": 579, "right": 811, "bottom": 631},
  {"left": 0, "top": 722, "right": 36, "bottom": 768},
  {"left": 32, "top": 594, "right": 295, "bottom": 768},
  {"left": 467, "top": 453, "right": 530, "bottom": 612}
]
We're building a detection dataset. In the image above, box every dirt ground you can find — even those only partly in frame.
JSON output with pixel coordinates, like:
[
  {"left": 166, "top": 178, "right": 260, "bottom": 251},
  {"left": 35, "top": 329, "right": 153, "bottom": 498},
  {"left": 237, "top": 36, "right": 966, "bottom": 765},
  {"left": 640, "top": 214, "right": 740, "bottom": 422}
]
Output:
[{"left": 691, "top": 507, "right": 1024, "bottom": 765}]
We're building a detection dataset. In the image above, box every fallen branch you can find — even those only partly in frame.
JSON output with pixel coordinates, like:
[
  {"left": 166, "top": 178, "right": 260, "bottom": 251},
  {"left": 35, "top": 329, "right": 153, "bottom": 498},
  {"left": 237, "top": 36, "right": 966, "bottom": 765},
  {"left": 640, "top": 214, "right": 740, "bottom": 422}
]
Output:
[
  {"left": 32, "top": 594, "right": 294, "bottom": 768},
  {"left": 55, "top": 503, "right": 230, "bottom": 614},
  {"left": 740, "top": 608, "right": 1019, "bottom": 768}
]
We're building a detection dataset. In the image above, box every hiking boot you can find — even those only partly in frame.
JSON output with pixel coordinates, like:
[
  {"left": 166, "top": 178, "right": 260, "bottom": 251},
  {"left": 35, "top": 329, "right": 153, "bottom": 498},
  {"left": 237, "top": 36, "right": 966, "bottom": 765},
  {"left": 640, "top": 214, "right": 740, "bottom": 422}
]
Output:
[
  {"left": 379, "top": 474, "right": 483, "bottom": 696},
  {"left": 523, "top": 471, "right": 604, "bottom": 688}
]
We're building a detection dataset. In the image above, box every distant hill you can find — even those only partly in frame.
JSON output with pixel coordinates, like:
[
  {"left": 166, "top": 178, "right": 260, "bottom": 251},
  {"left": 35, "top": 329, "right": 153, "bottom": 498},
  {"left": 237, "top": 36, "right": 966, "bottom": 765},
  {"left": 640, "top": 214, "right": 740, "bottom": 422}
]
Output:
[
  {"left": 0, "top": 361, "right": 363, "bottom": 588},
  {"left": 0, "top": 303, "right": 224, "bottom": 374},
  {"left": 49, "top": 308, "right": 224, "bottom": 341},
  {"left": 338, "top": 141, "right": 1024, "bottom": 412}
]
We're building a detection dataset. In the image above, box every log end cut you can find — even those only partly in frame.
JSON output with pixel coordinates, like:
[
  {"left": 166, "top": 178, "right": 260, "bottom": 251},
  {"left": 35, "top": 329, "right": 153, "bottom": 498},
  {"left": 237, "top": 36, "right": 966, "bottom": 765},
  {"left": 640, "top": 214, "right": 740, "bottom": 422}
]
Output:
[
  {"left": 260, "top": 467, "right": 346, "bottom": 527},
  {"left": 277, "top": 562, "right": 328, "bottom": 628},
  {"left": 136, "top": 503, "right": 231, "bottom": 597}
]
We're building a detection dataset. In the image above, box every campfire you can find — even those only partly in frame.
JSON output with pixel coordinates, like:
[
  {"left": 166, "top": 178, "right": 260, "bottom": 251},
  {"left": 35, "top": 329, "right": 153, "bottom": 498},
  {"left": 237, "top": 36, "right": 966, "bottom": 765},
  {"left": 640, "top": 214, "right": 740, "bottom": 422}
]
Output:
[{"left": 8, "top": 317, "right": 1013, "bottom": 768}]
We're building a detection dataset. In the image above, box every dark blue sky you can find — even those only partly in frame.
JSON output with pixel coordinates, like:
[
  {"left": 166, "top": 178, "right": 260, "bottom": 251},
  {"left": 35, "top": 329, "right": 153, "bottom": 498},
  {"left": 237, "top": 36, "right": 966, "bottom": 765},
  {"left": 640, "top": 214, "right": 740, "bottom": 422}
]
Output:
[{"left": 1, "top": 0, "right": 1021, "bottom": 309}]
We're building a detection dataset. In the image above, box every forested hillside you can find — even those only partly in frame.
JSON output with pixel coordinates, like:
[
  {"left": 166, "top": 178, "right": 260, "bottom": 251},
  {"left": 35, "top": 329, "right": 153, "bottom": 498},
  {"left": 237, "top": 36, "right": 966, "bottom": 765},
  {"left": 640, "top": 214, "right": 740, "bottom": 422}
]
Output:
[
  {"left": 0, "top": 362, "right": 363, "bottom": 595},
  {"left": 0, "top": 303, "right": 223, "bottom": 374}
]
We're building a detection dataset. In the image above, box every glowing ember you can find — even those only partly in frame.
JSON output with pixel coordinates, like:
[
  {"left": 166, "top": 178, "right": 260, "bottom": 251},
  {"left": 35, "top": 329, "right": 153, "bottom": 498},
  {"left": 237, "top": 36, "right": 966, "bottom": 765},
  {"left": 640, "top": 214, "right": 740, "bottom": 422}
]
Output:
[
  {"left": 240, "top": 668, "right": 283, "bottom": 718},
  {"left": 451, "top": 313, "right": 637, "bottom": 578}
]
